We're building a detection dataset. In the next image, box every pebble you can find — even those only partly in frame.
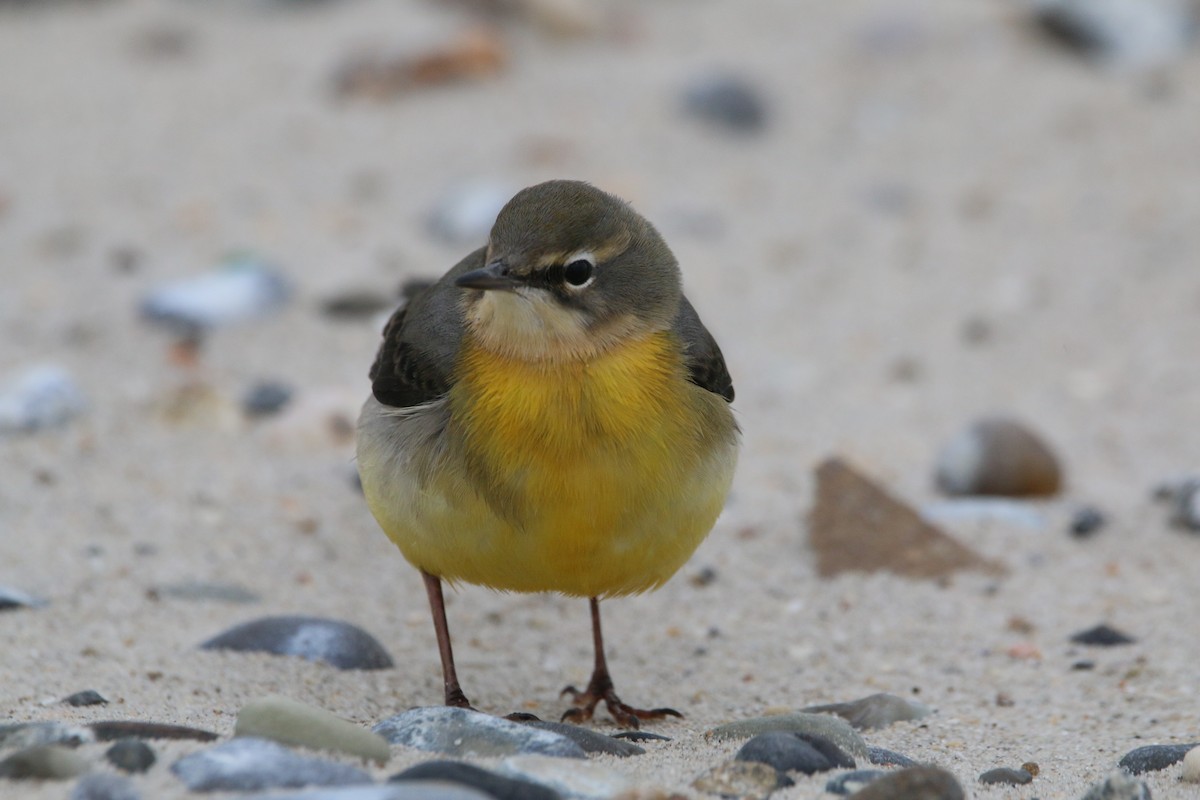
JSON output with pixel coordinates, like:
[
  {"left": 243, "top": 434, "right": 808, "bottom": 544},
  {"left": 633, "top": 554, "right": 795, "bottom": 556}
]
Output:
[
  {"left": 0, "top": 365, "right": 88, "bottom": 435},
  {"left": 1155, "top": 476, "right": 1200, "bottom": 532},
  {"left": 803, "top": 692, "right": 931, "bottom": 730},
  {"left": 105, "top": 739, "right": 157, "bottom": 773},
  {"left": 496, "top": 754, "right": 631, "bottom": 799},
  {"left": 156, "top": 580, "right": 261, "bottom": 604},
  {"left": 319, "top": 289, "right": 396, "bottom": 321},
  {"left": 1070, "top": 623, "right": 1136, "bottom": 646},
  {"left": 0, "top": 744, "right": 89, "bottom": 780},
  {"left": 390, "top": 760, "right": 561, "bottom": 800},
  {"left": 692, "top": 761, "right": 791, "bottom": 799},
  {"left": 235, "top": 695, "right": 391, "bottom": 764},
  {"left": 978, "top": 766, "right": 1033, "bottom": 785},
  {"left": 200, "top": 615, "right": 394, "bottom": 670},
  {"left": 170, "top": 737, "right": 372, "bottom": 792},
  {"left": 428, "top": 181, "right": 515, "bottom": 245},
  {"left": 934, "top": 417, "right": 1062, "bottom": 497},
  {"left": 70, "top": 772, "right": 140, "bottom": 800},
  {"left": 519, "top": 720, "right": 644, "bottom": 757},
  {"left": 333, "top": 28, "right": 508, "bottom": 101},
  {"left": 243, "top": 382, "right": 294, "bottom": 418},
  {"left": 681, "top": 72, "right": 768, "bottom": 134},
  {"left": 139, "top": 255, "right": 291, "bottom": 334},
  {"left": 825, "top": 769, "right": 887, "bottom": 795},
  {"left": 1079, "top": 770, "right": 1152, "bottom": 800},
  {"left": 255, "top": 784, "right": 495, "bottom": 800},
  {"left": 0, "top": 584, "right": 47, "bottom": 610},
  {"left": 808, "top": 458, "right": 1005, "bottom": 580},
  {"left": 845, "top": 765, "right": 964, "bottom": 800},
  {"left": 373, "top": 707, "right": 585, "bottom": 759},
  {"left": 1070, "top": 505, "right": 1108, "bottom": 537},
  {"left": 1181, "top": 745, "right": 1200, "bottom": 782},
  {"left": 88, "top": 720, "right": 218, "bottom": 742},
  {"left": 867, "top": 745, "right": 918, "bottom": 768},
  {"left": 63, "top": 689, "right": 108, "bottom": 707},
  {"left": 1034, "top": 0, "right": 1196, "bottom": 70},
  {"left": 734, "top": 731, "right": 851, "bottom": 774},
  {"left": 706, "top": 711, "right": 869, "bottom": 761},
  {"left": 1118, "top": 742, "right": 1199, "bottom": 774},
  {"left": 0, "top": 721, "right": 93, "bottom": 749}
]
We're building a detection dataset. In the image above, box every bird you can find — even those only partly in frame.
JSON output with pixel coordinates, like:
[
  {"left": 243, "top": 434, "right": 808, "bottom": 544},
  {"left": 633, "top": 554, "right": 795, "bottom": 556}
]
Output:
[{"left": 356, "top": 179, "right": 738, "bottom": 728}]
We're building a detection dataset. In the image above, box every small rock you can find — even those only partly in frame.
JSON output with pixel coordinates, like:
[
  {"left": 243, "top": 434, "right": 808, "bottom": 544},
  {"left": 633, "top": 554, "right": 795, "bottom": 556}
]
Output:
[
  {"left": 373, "top": 707, "right": 585, "bottom": 759},
  {"left": 1034, "top": 0, "right": 1197, "bottom": 70},
  {"left": 692, "top": 761, "right": 791, "bottom": 800},
  {"left": 847, "top": 766, "right": 964, "bottom": 800},
  {"left": 1118, "top": 742, "right": 1199, "bottom": 774},
  {"left": 1071, "top": 623, "right": 1136, "bottom": 646},
  {"left": 808, "top": 457, "right": 1006, "bottom": 579},
  {"left": 170, "top": 737, "right": 372, "bottom": 792},
  {"left": 428, "top": 181, "right": 516, "bottom": 245},
  {"left": 156, "top": 580, "right": 261, "bottom": 604},
  {"left": 70, "top": 772, "right": 140, "bottom": 800},
  {"left": 334, "top": 28, "right": 508, "bottom": 101},
  {"left": 235, "top": 695, "right": 391, "bottom": 764},
  {"left": 1181, "top": 745, "right": 1200, "bottom": 782},
  {"left": 0, "top": 744, "right": 89, "bottom": 780},
  {"left": 200, "top": 615, "right": 394, "bottom": 670},
  {"left": 611, "top": 730, "right": 670, "bottom": 742},
  {"left": 263, "top": 784, "right": 495, "bottom": 799},
  {"left": 105, "top": 739, "right": 156, "bottom": 773},
  {"left": 734, "top": 731, "right": 849, "bottom": 775},
  {"left": 681, "top": 72, "right": 768, "bottom": 134},
  {"left": 706, "top": 712, "right": 869, "bottom": 761},
  {"left": 934, "top": 417, "right": 1062, "bottom": 497},
  {"left": 0, "top": 585, "right": 47, "bottom": 610},
  {"left": 979, "top": 767, "right": 1033, "bottom": 785},
  {"left": 1070, "top": 505, "right": 1107, "bottom": 537},
  {"left": 139, "top": 255, "right": 291, "bottom": 334},
  {"left": 826, "top": 770, "right": 887, "bottom": 795},
  {"left": 63, "top": 689, "right": 108, "bottom": 707},
  {"left": 88, "top": 720, "right": 218, "bottom": 742},
  {"left": 519, "top": 720, "right": 644, "bottom": 757},
  {"left": 1154, "top": 476, "right": 1200, "bottom": 532},
  {"left": 319, "top": 289, "right": 396, "bottom": 321},
  {"left": 390, "top": 760, "right": 561, "bottom": 800},
  {"left": 866, "top": 746, "right": 918, "bottom": 768},
  {"left": 0, "top": 365, "right": 88, "bottom": 435},
  {"left": 803, "top": 692, "right": 931, "bottom": 730},
  {"left": 496, "top": 754, "right": 632, "bottom": 800},
  {"left": 0, "top": 721, "right": 92, "bottom": 749},
  {"left": 1080, "top": 770, "right": 1152, "bottom": 800},
  {"left": 243, "top": 382, "right": 294, "bottom": 418}
]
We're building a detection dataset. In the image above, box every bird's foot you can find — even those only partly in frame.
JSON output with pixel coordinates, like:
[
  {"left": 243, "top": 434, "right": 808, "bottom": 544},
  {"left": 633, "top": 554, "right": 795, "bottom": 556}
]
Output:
[{"left": 559, "top": 672, "right": 682, "bottom": 729}]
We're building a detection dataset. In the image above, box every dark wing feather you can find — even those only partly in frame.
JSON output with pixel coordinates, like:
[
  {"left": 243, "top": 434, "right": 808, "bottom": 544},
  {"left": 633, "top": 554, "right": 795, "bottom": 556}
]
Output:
[{"left": 674, "top": 295, "right": 735, "bottom": 403}]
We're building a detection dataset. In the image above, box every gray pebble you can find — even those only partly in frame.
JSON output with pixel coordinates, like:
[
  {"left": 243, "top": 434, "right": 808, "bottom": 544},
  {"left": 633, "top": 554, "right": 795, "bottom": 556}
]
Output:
[
  {"left": 89, "top": 720, "right": 217, "bottom": 742},
  {"left": 825, "top": 769, "right": 887, "bottom": 795},
  {"left": 243, "top": 382, "right": 294, "bottom": 418},
  {"left": 0, "top": 365, "right": 88, "bottom": 435},
  {"left": 255, "top": 783, "right": 495, "bottom": 800},
  {"left": 0, "top": 744, "right": 90, "bottom": 780},
  {"left": 867, "top": 745, "right": 918, "bottom": 767},
  {"left": 734, "top": 731, "right": 844, "bottom": 775},
  {"left": 235, "top": 694, "right": 391, "bottom": 764},
  {"left": 706, "top": 712, "right": 869, "bottom": 760},
  {"left": 105, "top": 739, "right": 156, "bottom": 773},
  {"left": 692, "top": 761, "right": 792, "bottom": 799},
  {"left": 391, "top": 760, "right": 561, "bottom": 800},
  {"left": 1034, "top": 0, "right": 1196, "bottom": 70},
  {"left": 170, "top": 737, "right": 372, "bottom": 792},
  {"left": 1071, "top": 623, "right": 1136, "bottom": 646},
  {"left": 373, "top": 707, "right": 584, "bottom": 759},
  {"left": 63, "top": 689, "right": 109, "bottom": 707},
  {"left": 1070, "top": 505, "right": 1108, "bottom": 537},
  {"left": 1080, "top": 770, "right": 1153, "bottom": 800},
  {"left": 979, "top": 766, "right": 1033, "bottom": 785},
  {"left": 803, "top": 692, "right": 931, "bottom": 730},
  {"left": 681, "top": 72, "right": 768, "bottom": 133},
  {"left": 519, "top": 720, "right": 644, "bottom": 757},
  {"left": 1118, "top": 742, "right": 1199, "bottom": 774},
  {"left": 319, "top": 289, "right": 396, "bottom": 321},
  {"left": 0, "top": 721, "right": 93, "bottom": 750},
  {"left": 140, "top": 255, "right": 291, "bottom": 334},
  {"left": 496, "top": 754, "right": 633, "bottom": 800},
  {"left": 0, "top": 585, "right": 47, "bottom": 611},
  {"left": 70, "top": 772, "right": 140, "bottom": 800},
  {"left": 427, "top": 182, "right": 515, "bottom": 245},
  {"left": 1155, "top": 476, "right": 1200, "bottom": 532},
  {"left": 157, "top": 580, "right": 261, "bottom": 604},
  {"left": 846, "top": 765, "right": 964, "bottom": 800},
  {"left": 201, "top": 615, "right": 394, "bottom": 670}
]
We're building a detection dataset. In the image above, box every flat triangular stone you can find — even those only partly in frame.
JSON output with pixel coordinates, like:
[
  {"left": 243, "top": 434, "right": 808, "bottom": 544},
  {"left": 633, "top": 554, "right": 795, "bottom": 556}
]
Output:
[{"left": 808, "top": 458, "right": 1006, "bottom": 579}]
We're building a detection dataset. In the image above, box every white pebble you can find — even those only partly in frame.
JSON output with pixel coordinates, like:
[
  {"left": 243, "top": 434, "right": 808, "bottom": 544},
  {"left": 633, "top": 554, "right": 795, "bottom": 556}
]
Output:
[{"left": 1182, "top": 746, "right": 1200, "bottom": 783}]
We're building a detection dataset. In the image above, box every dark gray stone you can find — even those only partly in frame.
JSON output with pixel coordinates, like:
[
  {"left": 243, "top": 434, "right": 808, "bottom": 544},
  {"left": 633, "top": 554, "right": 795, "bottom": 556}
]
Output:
[
  {"left": 390, "top": 760, "right": 561, "bottom": 800},
  {"left": 979, "top": 767, "right": 1033, "bottom": 785},
  {"left": 521, "top": 720, "right": 644, "bottom": 757},
  {"left": 803, "top": 692, "right": 931, "bottom": 730},
  {"left": 846, "top": 766, "right": 964, "bottom": 800},
  {"left": 825, "top": 769, "right": 887, "bottom": 795},
  {"left": 170, "top": 737, "right": 372, "bottom": 792},
  {"left": 252, "top": 784, "right": 493, "bottom": 800},
  {"left": 707, "top": 712, "right": 869, "bottom": 760},
  {"left": 1070, "top": 505, "right": 1107, "bottom": 537},
  {"left": 200, "top": 615, "right": 393, "bottom": 670},
  {"left": 70, "top": 772, "right": 140, "bottom": 800},
  {"left": 63, "top": 689, "right": 108, "bottom": 707},
  {"left": 681, "top": 73, "right": 768, "bottom": 134},
  {"left": 1071, "top": 623, "right": 1136, "bottom": 646},
  {"left": 734, "top": 732, "right": 835, "bottom": 775},
  {"left": 867, "top": 745, "right": 918, "bottom": 767},
  {"left": 373, "top": 708, "right": 584, "bottom": 759},
  {"left": 1118, "top": 742, "right": 1198, "bottom": 774},
  {"left": 89, "top": 720, "right": 217, "bottom": 742},
  {"left": 243, "top": 382, "right": 293, "bottom": 417},
  {"left": 105, "top": 739, "right": 156, "bottom": 773}
]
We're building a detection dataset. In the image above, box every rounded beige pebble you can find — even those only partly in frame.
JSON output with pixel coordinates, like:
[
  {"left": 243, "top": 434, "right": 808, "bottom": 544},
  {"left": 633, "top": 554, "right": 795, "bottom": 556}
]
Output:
[{"left": 1182, "top": 745, "right": 1200, "bottom": 783}]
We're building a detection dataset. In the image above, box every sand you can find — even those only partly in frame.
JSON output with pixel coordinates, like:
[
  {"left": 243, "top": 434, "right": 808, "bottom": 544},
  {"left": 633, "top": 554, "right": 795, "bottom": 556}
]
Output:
[{"left": 1, "top": 0, "right": 1198, "bottom": 796}]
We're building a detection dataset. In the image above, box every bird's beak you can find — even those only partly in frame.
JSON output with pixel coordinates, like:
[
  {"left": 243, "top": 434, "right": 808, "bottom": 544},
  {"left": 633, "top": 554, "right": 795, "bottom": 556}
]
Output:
[{"left": 455, "top": 259, "right": 520, "bottom": 292}]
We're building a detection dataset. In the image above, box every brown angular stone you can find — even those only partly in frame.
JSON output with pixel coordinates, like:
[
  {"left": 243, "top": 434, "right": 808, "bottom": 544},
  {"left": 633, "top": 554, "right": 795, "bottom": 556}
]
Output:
[{"left": 808, "top": 458, "right": 1006, "bottom": 579}]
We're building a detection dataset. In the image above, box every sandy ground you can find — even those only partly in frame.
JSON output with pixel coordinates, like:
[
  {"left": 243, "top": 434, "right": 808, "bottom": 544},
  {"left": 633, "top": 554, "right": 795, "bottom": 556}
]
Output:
[{"left": 2, "top": 0, "right": 1199, "bottom": 797}]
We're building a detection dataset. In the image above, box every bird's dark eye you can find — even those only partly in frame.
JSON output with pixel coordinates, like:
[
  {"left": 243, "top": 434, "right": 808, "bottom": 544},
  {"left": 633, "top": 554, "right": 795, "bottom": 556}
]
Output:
[{"left": 562, "top": 259, "right": 593, "bottom": 287}]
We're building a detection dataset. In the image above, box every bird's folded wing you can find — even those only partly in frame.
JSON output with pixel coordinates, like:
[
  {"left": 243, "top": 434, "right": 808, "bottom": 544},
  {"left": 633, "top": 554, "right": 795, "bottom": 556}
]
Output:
[{"left": 674, "top": 295, "right": 735, "bottom": 403}]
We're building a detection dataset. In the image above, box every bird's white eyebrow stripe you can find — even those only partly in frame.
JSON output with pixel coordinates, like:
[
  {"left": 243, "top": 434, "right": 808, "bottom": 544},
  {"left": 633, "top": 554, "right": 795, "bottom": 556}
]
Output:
[{"left": 566, "top": 250, "right": 596, "bottom": 265}]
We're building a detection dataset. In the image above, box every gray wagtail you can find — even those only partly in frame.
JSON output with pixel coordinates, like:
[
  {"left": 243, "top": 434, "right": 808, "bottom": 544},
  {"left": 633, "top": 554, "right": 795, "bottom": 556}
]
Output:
[{"left": 356, "top": 179, "right": 738, "bottom": 727}]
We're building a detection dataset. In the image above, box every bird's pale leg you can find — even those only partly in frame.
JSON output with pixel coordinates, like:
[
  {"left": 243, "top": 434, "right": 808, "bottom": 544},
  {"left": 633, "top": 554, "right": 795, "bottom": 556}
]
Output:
[
  {"left": 561, "top": 597, "right": 683, "bottom": 729},
  {"left": 422, "top": 571, "right": 472, "bottom": 709}
]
